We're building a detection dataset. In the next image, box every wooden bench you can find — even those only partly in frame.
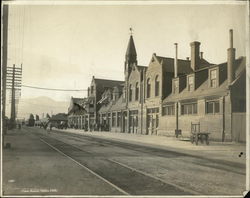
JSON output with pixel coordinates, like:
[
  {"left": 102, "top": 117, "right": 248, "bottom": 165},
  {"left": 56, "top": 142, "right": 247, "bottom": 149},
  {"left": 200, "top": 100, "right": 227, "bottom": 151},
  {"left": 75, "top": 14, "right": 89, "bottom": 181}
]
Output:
[{"left": 190, "top": 122, "right": 210, "bottom": 145}]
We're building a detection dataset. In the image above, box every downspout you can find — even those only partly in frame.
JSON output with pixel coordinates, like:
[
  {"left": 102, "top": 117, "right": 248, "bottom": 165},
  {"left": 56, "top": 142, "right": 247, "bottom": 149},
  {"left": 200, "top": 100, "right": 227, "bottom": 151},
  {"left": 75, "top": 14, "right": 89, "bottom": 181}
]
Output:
[
  {"left": 140, "top": 78, "right": 143, "bottom": 134},
  {"left": 222, "top": 96, "right": 225, "bottom": 142},
  {"left": 176, "top": 102, "right": 179, "bottom": 132}
]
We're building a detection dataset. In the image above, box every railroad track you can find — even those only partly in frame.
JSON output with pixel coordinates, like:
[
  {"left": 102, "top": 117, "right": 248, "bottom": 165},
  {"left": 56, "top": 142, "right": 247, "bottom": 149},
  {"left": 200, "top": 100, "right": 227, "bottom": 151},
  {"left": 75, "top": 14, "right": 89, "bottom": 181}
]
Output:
[
  {"left": 34, "top": 132, "right": 196, "bottom": 195},
  {"left": 48, "top": 130, "right": 245, "bottom": 175}
]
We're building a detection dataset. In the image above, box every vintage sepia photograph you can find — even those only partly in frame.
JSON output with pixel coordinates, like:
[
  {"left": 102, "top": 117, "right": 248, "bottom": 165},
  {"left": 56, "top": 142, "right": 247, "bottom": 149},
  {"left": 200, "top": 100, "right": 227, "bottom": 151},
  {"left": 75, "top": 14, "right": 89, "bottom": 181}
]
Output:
[{"left": 1, "top": 0, "right": 249, "bottom": 197}]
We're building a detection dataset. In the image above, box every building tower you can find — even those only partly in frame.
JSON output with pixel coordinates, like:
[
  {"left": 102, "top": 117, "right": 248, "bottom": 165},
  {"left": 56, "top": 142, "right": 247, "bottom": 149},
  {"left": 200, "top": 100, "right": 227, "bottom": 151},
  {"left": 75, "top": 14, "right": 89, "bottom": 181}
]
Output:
[
  {"left": 125, "top": 35, "right": 137, "bottom": 76},
  {"left": 124, "top": 29, "right": 137, "bottom": 103}
]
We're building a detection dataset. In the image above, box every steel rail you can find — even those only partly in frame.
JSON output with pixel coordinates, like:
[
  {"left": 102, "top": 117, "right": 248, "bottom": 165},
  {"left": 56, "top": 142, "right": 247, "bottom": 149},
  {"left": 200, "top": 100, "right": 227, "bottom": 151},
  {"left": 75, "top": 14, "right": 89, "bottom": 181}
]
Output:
[{"left": 39, "top": 137, "right": 130, "bottom": 196}]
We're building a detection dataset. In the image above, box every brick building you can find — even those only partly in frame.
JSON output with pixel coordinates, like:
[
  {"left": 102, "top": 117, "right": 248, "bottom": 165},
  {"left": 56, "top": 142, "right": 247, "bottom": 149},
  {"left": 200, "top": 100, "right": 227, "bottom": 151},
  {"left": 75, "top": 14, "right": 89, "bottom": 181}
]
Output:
[{"left": 68, "top": 29, "right": 246, "bottom": 142}]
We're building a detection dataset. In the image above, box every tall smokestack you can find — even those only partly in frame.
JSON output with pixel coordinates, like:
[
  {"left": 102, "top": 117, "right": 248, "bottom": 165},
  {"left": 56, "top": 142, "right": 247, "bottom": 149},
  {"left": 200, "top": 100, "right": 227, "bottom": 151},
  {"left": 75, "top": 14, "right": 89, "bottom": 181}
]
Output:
[
  {"left": 174, "top": 43, "right": 178, "bottom": 78},
  {"left": 227, "top": 29, "right": 236, "bottom": 84},
  {"left": 190, "top": 41, "right": 200, "bottom": 71}
]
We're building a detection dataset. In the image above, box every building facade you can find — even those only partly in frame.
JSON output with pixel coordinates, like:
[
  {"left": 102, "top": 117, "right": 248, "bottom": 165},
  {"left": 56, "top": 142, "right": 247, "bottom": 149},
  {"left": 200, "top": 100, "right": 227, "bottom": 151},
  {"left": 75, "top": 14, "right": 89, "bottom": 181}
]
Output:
[{"left": 68, "top": 29, "right": 246, "bottom": 142}]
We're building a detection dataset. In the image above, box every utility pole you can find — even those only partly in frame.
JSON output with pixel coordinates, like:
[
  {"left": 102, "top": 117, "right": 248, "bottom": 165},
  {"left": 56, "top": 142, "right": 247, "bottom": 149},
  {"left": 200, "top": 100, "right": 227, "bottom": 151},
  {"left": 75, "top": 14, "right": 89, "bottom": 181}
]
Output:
[
  {"left": 2, "top": 4, "right": 9, "bottom": 135},
  {"left": 6, "top": 64, "right": 22, "bottom": 129},
  {"left": 10, "top": 65, "right": 16, "bottom": 128}
]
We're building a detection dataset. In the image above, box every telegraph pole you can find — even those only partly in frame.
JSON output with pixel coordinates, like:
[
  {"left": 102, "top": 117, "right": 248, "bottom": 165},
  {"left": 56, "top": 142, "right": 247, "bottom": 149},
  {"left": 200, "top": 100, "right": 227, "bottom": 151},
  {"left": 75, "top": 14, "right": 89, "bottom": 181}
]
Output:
[
  {"left": 6, "top": 64, "right": 22, "bottom": 129},
  {"left": 2, "top": 4, "right": 9, "bottom": 135},
  {"left": 10, "top": 65, "right": 16, "bottom": 128}
]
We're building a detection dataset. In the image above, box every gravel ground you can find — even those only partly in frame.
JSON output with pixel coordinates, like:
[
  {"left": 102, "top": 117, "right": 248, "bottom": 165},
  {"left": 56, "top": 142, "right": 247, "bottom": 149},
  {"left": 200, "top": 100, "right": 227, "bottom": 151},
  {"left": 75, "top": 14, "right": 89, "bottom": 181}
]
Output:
[{"left": 2, "top": 129, "right": 123, "bottom": 195}]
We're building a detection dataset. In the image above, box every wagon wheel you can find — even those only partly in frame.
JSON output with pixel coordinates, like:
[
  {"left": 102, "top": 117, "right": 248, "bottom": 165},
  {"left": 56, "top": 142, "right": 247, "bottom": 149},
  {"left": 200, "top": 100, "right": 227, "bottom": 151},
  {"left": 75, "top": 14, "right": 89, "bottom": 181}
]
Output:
[{"left": 190, "top": 135, "right": 194, "bottom": 144}]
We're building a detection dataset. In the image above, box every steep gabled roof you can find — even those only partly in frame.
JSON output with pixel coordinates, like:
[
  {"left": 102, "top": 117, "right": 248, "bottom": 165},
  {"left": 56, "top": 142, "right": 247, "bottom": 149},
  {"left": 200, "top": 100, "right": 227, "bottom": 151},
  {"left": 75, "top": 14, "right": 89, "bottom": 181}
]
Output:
[
  {"left": 163, "top": 56, "right": 246, "bottom": 103},
  {"left": 156, "top": 55, "right": 213, "bottom": 75},
  {"left": 126, "top": 35, "right": 137, "bottom": 58},
  {"left": 156, "top": 56, "right": 193, "bottom": 75},
  {"left": 163, "top": 79, "right": 229, "bottom": 103},
  {"left": 94, "top": 78, "right": 124, "bottom": 88},
  {"left": 71, "top": 97, "right": 87, "bottom": 106}
]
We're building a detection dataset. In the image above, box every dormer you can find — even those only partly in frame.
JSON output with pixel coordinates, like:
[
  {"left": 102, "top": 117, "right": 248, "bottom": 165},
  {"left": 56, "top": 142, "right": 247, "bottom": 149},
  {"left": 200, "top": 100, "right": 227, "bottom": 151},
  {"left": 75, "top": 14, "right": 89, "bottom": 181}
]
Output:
[
  {"left": 187, "top": 74, "right": 195, "bottom": 91},
  {"left": 208, "top": 67, "right": 219, "bottom": 88},
  {"left": 172, "top": 78, "right": 179, "bottom": 94},
  {"left": 172, "top": 75, "right": 186, "bottom": 94}
]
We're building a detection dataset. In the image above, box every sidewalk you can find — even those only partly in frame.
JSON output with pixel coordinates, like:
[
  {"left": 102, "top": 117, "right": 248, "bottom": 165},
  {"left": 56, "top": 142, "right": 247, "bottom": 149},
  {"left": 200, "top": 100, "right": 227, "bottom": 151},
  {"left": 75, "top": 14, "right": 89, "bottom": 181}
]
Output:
[{"left": 57, "top": 128, "right": 246, "bottom": 165}]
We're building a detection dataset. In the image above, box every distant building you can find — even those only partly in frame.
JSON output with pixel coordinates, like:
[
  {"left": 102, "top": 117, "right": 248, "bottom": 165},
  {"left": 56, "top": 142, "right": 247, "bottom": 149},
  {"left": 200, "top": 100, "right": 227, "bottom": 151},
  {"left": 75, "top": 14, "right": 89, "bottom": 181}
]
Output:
[
  {"left": 50, "top": 113, "right": 68, "bottom": 128},
  {"left": 68, "top": 97, "right": 87, "bottom": 129},
  {"left": 68, "top": 29, "right": 246, "bottom": 142}
]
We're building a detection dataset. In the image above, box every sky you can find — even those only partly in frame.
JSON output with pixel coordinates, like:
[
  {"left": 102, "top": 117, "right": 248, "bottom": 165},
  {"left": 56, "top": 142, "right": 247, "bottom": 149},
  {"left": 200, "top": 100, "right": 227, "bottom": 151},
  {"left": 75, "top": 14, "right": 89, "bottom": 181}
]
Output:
[{"left": 5, "top": 1, "right": 248, "bottom": 103}]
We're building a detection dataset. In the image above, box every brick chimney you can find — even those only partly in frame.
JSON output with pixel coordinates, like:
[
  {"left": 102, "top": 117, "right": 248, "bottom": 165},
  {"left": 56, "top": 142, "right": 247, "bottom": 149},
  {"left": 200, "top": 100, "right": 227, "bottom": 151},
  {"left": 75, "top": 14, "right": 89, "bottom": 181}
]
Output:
[
  {"left": 174, "top": 43, "right": 178, "bottom": 78},
  {"left": 200, "top": 52, "right": 203, "bottom": 59},
  {"left": 227, "top": 29, "right": 236, "bottom": 84},
  {"left": 190, "top": 41, "right": 200, "bottom": 71}
]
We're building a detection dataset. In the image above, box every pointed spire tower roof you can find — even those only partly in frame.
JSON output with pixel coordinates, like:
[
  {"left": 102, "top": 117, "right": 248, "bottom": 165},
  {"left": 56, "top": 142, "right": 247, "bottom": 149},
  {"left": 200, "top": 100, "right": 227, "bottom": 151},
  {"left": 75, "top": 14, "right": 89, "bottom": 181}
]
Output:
[
  {"left": 126, "top": 35, "right": 137, "bottom": 58},
  {"left": 125, "top": 28, "right": 137, "bottom": 65}
]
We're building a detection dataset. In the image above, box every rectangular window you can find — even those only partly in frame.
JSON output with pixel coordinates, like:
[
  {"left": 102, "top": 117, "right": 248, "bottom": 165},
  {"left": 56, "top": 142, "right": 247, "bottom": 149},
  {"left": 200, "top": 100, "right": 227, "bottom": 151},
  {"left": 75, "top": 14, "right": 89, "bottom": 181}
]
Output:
[
  {"left": 135, "top": 86, "right": 139, "bottom": 101},
  {"left": 206, "top": 101, "right": 220, "bottom": 114},
  {"left": 147, "top": 84, "right": 151, "bottom": 98},
  {"left": 188, "top": 76, "right": 194, "bottom": 91},
  {"left": 162, "top": 105, "right": 175, "bottom": 116},
  {"left": 181, "top": 103, "right": 197, "bottom": 115},
  {"left": 210, "top": 69, "right": 217, "bottom": 88},
  {"left": 155, "top": 81, "right": 159, "bottom": 96}
]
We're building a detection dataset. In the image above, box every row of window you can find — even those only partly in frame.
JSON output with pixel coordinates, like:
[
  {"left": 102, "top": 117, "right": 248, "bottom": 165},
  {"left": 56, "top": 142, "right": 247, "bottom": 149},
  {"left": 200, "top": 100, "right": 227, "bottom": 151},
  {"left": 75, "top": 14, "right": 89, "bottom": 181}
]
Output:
[
  {"left": 129, "top": 75, "right": 160, "bottom": 102},
  {"left": 130, "top": 68, "right": 218, "bottom": 101},
  {"left": 162, "top": 100, "right": 220, "bottom": 115},
  {"left": 173, "top": 69, "right": 218, "bottom": 94},
  {"left": 99, "top": 100, "right": 220, "bottom": 128},
  {"left": 129, "top": 83, "right": 139, "bottom": 101},
  {"left": 146, "top": 75, "right": 160, "bottom": 98}
]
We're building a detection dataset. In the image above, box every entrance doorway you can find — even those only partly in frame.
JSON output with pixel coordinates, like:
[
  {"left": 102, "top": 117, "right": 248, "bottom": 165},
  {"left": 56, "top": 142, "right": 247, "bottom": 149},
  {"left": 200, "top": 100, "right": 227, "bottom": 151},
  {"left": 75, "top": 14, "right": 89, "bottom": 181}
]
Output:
[
  {"left": 147, "top": 108, "right": 159, "bottom": 135},
  {"left": 129, "top": 110, "right": 138, "bottom": 133}
]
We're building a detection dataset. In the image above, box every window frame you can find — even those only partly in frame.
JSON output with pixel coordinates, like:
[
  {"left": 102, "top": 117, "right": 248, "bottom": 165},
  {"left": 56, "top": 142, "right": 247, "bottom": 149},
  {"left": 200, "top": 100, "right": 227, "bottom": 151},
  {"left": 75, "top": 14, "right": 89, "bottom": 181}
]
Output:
[
  {"left": 181, "top": 102, "right": 198, "bottom": 115},
  {"left": 206, "top": 100, "right": 220, "bottom": 114},
  {"left": 129, "top": 84, "right": 133, "bottom": 102},
  {"left": 162, "top": 105, "right": 175, "bottom": 116},
  {"left": 187, "top": 75, "right": 194, "bottom": 91},
  {"left": 147, "top": 78, "right": 151, "bottom": 98},
  {"left": 155, "top": 75, "right": 160, "bottom": 97},
  {"left": 135, "top": 82, "right": 139, "bottom": 101},
  {"left": 209, "top": 68, "right": 218, "bottom": 88}
]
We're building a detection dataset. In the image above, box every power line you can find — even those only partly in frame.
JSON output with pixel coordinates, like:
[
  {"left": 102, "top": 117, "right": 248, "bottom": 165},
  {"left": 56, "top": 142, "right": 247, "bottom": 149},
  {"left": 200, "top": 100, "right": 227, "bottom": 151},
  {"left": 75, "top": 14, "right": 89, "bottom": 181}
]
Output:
[{"left": 21, "top": 84, "right": 88, "bottom": 91}]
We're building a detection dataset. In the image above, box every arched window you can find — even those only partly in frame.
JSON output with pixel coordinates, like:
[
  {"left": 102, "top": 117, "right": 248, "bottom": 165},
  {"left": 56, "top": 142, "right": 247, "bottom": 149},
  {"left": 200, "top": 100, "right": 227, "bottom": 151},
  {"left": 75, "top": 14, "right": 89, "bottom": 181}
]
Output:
[
  {"left": 129, "top": 84, "right": 132, "bottom": 101},
  {"left": 135, "top": 82, "right": 139, "bottom": 101},
  {"left": 147, "top": 78, "right": 151, "bottom": 98},
  {"left": 155, "top": 75, "right": 159, "bottom": 96}
]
